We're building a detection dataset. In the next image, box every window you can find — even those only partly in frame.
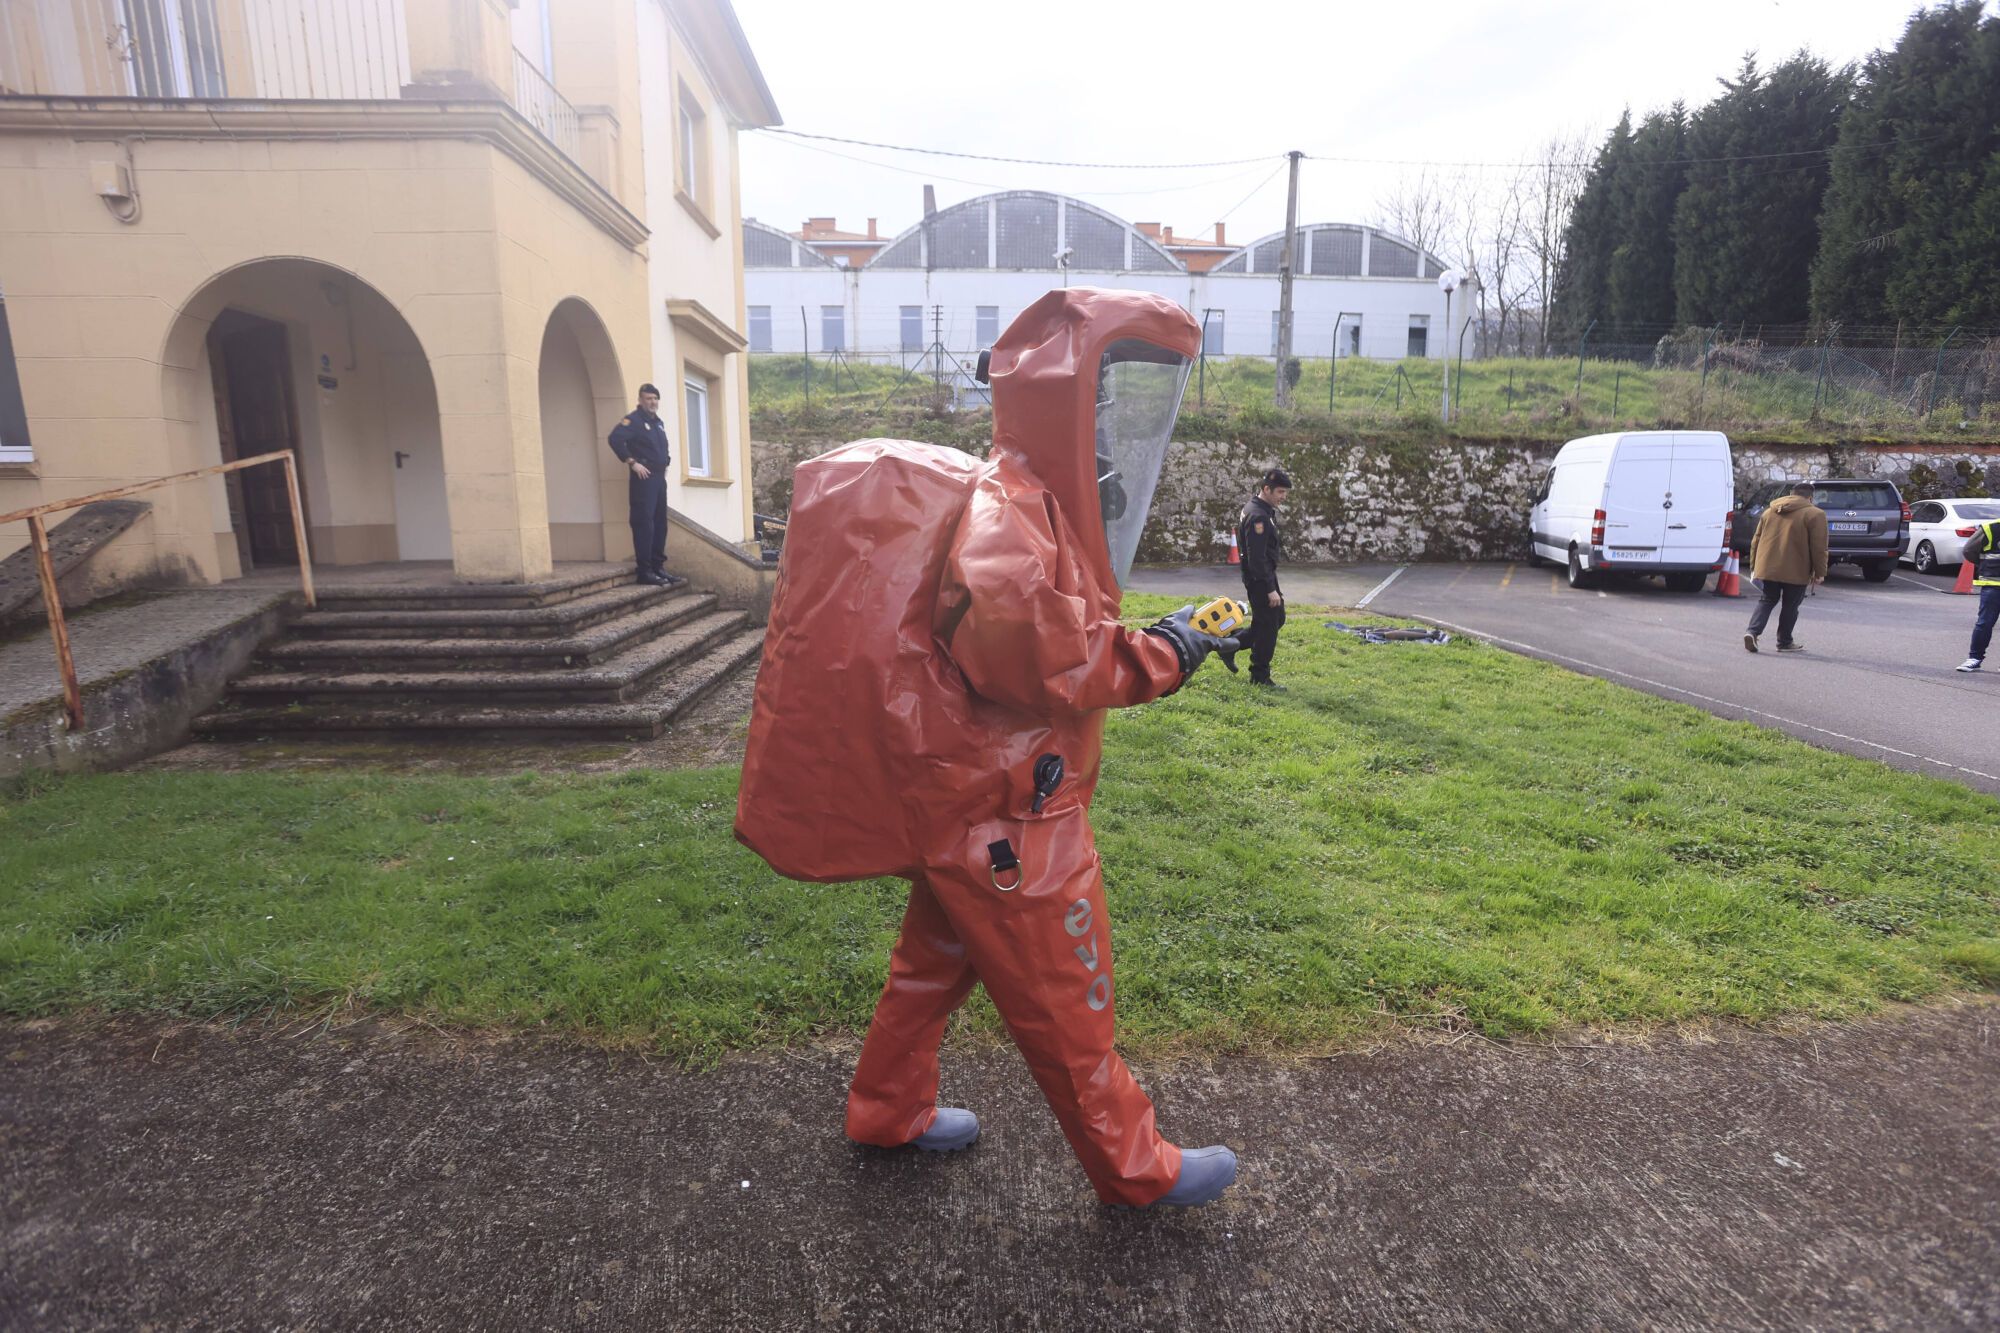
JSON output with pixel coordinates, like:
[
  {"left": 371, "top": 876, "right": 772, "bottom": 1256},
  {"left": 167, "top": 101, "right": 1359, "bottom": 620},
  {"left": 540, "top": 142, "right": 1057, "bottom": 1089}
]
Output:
[
  {"left": 1955, "top": 503, "right": 2000, "bottom": 522},
  {"left": 123, "top": 0, "right": 226, "bottom": 97},
  {"left": 747, "top": 306, "right": 772, "bottom": 354},
  {"left": 1340, "top": 318, "right": 1362, "bottom": 359},
  {"left": 683, "top": 375, "right": 711, "bottom": 478},
  {"left": 0, "top": 287, "right": 30, "bottom": 464},
  {"left": 677, "top": 88, "right": 706, "bottom": 202},
  {"left": 1200, "top": 310, "right": 1223, "bottom": 356},
  {"left": 900, "top": 305, "right": 923, "bottom": 352},
  {"left": 821, "top": 305, "right": 845, "bottom": 353},
  {"left": 1407, "top": 315, "right": 1429, "bottom": 358},
  {"left": 1912, "top": 502, "right": 1944, "bottom": 525},
  {"left": 976, "top": 306, "right": 1000, "bottom": 347}
]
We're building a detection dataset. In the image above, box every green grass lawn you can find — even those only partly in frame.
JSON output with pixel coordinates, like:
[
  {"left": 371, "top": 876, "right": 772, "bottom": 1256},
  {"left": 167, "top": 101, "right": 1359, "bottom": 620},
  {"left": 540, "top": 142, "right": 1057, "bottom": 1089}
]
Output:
[{"left": 4, "top": 594, "right": 1996, "bottom": 1063}]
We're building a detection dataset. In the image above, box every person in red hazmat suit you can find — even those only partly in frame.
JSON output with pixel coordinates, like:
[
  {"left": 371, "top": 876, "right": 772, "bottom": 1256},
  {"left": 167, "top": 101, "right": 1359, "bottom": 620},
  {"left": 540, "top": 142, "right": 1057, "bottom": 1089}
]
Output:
[{"left": 735, "top": 287, "right": 1241, "bottom": 1207}]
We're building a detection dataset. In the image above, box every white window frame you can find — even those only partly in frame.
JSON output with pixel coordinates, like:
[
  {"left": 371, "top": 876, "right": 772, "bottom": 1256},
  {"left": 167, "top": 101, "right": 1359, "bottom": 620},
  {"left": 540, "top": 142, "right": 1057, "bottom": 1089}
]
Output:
[
  {"left": 976, "top": 305, "right": 999, "bottom": 347},
  {"left": 683, "top": 375, "right": 711, "bottom": 478},
  {"left": 0, "top": 286, "right": 31, "bottom": 464},
  {"left": 677, "top": 88, "right": 704, "bottom": 202},
  {"left": 747, "top": 306, "right": 772, "bottom": 354},
  {"left": 1407, "top": 314, "right": 1430, "bottom": 359},
  {"left": 821, "top": 305, "right": 845, "bottom": 353},
  {"left": 900, "top": 305, "right": 923, "bottom": 353}
]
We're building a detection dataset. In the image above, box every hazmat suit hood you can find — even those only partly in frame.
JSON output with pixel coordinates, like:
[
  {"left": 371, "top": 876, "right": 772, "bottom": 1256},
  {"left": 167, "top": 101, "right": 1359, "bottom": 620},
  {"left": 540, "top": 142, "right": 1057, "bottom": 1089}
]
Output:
[{"left": 985, "top": 288, "right": 1199, "bottom": 591}]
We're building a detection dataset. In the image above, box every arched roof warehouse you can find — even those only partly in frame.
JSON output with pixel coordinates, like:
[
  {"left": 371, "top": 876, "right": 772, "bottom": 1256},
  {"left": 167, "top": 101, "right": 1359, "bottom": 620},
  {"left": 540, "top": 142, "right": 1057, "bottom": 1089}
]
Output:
[
  {"left": 1210, "top": 223, "right": 1447, "bottom": 280},
  {"left": 864, "top": 191, "right": 1182, "bottom": 273}
]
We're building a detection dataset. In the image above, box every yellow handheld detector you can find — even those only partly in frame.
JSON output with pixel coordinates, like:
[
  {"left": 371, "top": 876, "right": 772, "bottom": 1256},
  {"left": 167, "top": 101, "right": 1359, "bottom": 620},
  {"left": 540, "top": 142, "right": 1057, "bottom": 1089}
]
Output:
[{"left": 1190, "top": 597, "right": 1248, "bottom": 640}]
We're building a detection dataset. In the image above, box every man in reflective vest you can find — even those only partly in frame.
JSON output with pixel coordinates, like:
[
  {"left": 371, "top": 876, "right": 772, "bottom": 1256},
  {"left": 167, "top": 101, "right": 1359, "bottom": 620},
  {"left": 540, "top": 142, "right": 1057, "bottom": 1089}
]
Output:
[{"left": 1957, "top": 519, "right": 2000, "bottom": 672}]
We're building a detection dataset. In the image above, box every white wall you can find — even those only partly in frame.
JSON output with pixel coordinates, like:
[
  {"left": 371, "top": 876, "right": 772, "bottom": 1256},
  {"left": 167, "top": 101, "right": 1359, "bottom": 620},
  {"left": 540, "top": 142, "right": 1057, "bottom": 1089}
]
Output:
[{"left": 743, "top": 265, "right": 1459, "bottom": 361}]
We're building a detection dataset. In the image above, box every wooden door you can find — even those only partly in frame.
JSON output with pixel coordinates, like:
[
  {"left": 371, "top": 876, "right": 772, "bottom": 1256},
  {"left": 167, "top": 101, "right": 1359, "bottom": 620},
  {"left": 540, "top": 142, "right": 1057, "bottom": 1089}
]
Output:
[{"left": 216, "top": 318, "right": 303, "bottom": 567}]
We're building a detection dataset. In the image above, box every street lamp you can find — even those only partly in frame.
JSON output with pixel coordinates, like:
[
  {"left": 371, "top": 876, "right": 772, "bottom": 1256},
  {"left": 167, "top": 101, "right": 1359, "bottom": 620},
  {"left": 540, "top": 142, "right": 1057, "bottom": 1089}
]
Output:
[{"left": 1437, "top": 268, "right": 1467, "bottom": 421}]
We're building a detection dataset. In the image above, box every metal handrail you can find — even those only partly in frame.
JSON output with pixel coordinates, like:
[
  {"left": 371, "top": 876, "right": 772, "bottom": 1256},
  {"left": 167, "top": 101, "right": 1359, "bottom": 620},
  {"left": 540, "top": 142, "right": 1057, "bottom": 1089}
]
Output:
[{"left": 0, "top": 449, "right": 315, "bottom": 732}]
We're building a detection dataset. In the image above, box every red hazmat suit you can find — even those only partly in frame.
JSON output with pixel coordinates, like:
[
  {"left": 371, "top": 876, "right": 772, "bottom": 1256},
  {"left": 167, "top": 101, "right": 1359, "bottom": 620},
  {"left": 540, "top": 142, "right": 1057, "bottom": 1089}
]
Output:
[{"left": 736, "top": 288, "right": 1204, "bottom": 1205}]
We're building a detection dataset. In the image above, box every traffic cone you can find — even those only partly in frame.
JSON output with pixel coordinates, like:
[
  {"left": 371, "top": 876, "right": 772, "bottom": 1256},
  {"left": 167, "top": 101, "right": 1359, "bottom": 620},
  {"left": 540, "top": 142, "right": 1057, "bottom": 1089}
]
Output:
[
  {"left": 1714, "top": 550, "right": 1743, "bottom": 597},
  {"left": 1227, "top": 532, "right": 1240, "bottom": 565},
  {"left": 1952, "top": 558, "right": 1976, "bottom": 594}
]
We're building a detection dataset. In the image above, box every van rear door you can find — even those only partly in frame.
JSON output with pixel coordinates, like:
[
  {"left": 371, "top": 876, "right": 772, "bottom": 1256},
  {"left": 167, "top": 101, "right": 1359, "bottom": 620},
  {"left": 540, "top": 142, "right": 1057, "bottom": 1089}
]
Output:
[
  {"left": 1662, "top": 434, "right": 1732, "bottom": 567},
  {"left": 1599, "top": 438, "right": 1672, "bottom": 569}
]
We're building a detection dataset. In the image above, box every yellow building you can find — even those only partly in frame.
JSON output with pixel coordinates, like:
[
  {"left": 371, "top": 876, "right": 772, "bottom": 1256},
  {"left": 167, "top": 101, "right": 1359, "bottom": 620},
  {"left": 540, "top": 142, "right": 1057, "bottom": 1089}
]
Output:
[{"left": 0, "top": 0, "right": 778, "bottom": 593}]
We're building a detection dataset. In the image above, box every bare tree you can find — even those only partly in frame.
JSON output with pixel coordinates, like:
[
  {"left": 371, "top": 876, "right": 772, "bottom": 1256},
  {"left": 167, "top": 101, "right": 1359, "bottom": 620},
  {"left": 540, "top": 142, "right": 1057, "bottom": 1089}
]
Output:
[
  {"left": 1374, "top": 165, "right": 1468, "bottom": 274},
  {"left": 1519, "top": 128, "right": 1592, "bottom": 357}
]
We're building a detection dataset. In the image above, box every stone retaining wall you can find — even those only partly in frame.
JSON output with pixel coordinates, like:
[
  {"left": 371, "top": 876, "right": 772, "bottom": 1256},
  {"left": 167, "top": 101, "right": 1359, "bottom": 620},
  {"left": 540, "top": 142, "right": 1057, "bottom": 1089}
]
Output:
[{"left": 754, "top": 436, "right": 2000, "bottom": 565}]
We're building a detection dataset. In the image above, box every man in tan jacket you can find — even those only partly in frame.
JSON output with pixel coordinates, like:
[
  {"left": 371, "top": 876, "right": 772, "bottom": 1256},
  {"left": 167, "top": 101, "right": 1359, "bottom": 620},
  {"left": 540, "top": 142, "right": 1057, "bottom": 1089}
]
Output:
[{"left": 1744, "top": 483, "right": 1829, "bottom": 653}]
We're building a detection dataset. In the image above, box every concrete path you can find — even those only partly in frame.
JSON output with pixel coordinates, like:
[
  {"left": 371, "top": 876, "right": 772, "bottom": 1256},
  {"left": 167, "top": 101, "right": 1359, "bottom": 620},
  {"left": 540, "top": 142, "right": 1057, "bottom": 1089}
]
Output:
[{"left": 5, "top": 1008, "right": 1996, "bottom": 1330}]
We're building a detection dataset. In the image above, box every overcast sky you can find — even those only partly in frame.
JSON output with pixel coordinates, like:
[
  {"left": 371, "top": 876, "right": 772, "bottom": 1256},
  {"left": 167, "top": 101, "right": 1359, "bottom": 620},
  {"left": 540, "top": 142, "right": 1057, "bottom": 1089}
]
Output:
[{"left": 734, "top": 0, "right": 1940, "bottom": 249}]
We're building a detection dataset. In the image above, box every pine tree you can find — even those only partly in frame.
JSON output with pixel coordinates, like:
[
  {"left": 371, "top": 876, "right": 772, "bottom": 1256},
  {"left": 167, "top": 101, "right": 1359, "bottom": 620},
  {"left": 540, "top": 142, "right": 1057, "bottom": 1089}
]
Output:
[
  {"left": 1673, "top": 54, "right": 1854, "bottom": 329},
  {"left": 1811, "top": 2, "right": 2000, "bottom": 328},
  {"left": 1605, "top": 106, "right": 1687, "bottom": 334}
]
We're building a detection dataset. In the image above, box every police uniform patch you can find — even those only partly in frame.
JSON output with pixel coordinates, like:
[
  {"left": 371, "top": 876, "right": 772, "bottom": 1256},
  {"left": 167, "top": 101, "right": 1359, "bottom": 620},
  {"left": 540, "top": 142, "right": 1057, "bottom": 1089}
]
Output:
[
  {"left": 620, "top": 416, "right": 631, "bottom": 425},
  {"left": 1254, "top": 522, "right": 1265, "bottom": 533}
]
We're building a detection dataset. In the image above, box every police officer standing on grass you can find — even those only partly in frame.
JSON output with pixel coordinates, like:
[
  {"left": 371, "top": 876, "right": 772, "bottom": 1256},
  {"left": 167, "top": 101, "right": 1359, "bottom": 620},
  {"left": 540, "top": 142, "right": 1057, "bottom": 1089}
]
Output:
[
  {"left": 608, "top": 383, "right": 674, "bottom": 586},
  {"left": 1956, "top": 517, "right": 2000, "bottom": 673},
  {"left": 1238, "top": 468, "right": 1291, "bottom": 689}
]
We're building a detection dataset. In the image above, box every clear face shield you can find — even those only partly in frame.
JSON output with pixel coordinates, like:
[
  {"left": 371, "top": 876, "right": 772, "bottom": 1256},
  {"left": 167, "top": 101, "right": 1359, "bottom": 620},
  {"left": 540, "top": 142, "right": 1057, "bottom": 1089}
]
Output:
[{"left": 1094, "top": 338, "right": 1193, "bottom": 586}]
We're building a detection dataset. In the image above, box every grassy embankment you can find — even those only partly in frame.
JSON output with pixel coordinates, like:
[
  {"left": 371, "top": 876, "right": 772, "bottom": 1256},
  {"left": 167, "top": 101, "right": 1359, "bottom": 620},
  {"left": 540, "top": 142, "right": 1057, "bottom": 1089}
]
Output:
[
  {"left": 3, "top": 595, "right": 1996, "bottom": 1063},
  {"left": 749, "top": 354, "right": 2000, "bottom": 446}
]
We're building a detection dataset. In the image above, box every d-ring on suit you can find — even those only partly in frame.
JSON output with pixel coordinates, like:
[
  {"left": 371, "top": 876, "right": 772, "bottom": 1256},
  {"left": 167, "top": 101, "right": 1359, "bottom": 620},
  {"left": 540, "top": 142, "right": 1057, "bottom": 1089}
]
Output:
[{"left": 735, "top": 288, "right": 1239, "bottom": 1206}]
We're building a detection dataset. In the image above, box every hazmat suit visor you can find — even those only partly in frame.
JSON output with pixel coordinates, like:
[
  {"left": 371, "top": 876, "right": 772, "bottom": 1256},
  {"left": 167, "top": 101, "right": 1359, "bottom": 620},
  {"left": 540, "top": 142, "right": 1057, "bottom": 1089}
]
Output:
[{"left": 1095, "top": 339, "right": 1192, "bottom": 586}]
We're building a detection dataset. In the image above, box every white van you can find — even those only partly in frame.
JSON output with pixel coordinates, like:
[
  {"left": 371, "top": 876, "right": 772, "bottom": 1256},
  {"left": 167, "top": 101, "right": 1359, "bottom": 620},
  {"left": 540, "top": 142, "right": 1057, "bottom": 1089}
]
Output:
[{"left": 1529, "top": 431, "right": 1734, "bottom": 591}]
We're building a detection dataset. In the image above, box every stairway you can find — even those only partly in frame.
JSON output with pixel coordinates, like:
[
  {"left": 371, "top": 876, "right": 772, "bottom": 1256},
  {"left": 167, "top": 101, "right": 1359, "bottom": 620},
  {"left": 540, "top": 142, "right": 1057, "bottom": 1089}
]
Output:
[{"left": 193, "top": 564, "right": 763, "bottom": 741}]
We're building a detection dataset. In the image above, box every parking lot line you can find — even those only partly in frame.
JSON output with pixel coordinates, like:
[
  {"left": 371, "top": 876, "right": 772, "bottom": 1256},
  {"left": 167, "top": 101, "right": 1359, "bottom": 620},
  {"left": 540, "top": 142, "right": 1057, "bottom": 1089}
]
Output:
[
  {"left": 1891, "top": 573, "right": 1955, "bottom": 596},
  {"left": 1420, "top": 615, "right": 2000, "bottom": 785},
  {"left": 1498, "top": 563, "right": 1516, "bottom": 589},
  {"left": 1356, "top": 565, "right": 1407, "bottom": 609}
]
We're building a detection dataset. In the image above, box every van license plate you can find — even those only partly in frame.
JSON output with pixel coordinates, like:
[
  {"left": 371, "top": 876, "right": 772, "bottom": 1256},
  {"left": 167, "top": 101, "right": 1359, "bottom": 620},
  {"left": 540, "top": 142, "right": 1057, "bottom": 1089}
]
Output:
[{"left": 1830, "top": 521, "right": 1869, "bottom": 531}]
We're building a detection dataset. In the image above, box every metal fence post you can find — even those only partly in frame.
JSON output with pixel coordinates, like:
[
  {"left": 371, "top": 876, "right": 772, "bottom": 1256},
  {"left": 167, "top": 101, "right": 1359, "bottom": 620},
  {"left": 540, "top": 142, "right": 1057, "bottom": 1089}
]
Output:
[
  {"left": 1574, "top": 319, "right": 1596, "bottom": 402},
  {"left": 800, "top": 308, "right": 811, "bottom": 410},
  {"left": 1812, "top": 338, "right": 1828, "bottom": 415},
  {"left": 1698, "top": 327, "right": 1714, "bottom": 423},
  {"left": 1613, "top": 369, "right": 1622, "bottom": 418},
  {"left": 1927, "top": 326, "right": 1960, "bottom": 416}
]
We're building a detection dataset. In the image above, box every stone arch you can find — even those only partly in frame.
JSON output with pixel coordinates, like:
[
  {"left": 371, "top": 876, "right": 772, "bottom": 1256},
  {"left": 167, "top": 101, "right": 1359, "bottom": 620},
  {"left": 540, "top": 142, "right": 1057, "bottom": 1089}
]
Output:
[
  {"left": 539, "top": 297, "right": 626, "bottom": 562},
  {"left": 160, "top": 256, "right": 448, "bottom": 573}
]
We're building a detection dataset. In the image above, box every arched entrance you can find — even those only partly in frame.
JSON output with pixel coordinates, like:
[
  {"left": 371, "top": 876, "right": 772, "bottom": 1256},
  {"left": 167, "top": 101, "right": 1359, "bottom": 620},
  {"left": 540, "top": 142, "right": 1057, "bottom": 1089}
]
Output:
[
  {"left": 539, "top": 299, "right": 625, "bottom": 562},
  {"left": 161, "top": 258, "right": 448, "bottom": 574}
]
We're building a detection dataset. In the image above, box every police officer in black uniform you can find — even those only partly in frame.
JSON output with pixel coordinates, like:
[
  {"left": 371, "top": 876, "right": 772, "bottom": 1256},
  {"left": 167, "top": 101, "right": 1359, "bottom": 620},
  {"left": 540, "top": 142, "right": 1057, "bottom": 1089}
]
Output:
[
  {"left": 607, "top": 383, "right": 673, "bottom": 586},
  {"left": 1237, "top": 468, "right": 1291, "bottom": 688}
]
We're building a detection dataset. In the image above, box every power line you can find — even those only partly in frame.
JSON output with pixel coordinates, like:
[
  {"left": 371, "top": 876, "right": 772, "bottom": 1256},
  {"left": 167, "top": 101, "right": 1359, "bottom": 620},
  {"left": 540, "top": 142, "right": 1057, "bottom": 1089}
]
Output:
[
  {"left": 758, "top": 133, "right": 1285, "bottom": 199},
  {"left": 754, "top": 124, "right": 1962, "bottom": 177},
  {"left": 755, "top": 128, "right": 1273, "bottom": 171}
]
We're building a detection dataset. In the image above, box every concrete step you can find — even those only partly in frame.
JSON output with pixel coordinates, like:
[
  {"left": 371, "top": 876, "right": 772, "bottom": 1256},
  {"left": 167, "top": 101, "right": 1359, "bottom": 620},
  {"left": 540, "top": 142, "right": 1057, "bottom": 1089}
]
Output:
[
  {"left": 308, "top": 565, "right": 633, "bottom": 613},
  {"left": 288, "top": 582, "right": 679, "bottom": 641},
  {"left": 261, "top": 592, "right": 718, "bottom": 672},
  {"left": 224, "top": 608, "right": 749, "bottom": 706},
  {"left": 193, "top": 627, "right": 765, "bottom": 741}
]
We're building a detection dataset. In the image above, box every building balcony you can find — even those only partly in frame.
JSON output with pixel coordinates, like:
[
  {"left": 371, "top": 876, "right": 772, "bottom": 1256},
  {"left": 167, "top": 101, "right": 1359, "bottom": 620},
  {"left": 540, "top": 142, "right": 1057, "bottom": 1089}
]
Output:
[{"left": 1, "top": 0, "right": 593, "bottom": 182}]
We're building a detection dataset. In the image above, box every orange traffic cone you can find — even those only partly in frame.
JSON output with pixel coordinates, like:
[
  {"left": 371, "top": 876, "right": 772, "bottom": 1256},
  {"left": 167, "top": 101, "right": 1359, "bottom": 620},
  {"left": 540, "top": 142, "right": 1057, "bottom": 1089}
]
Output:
[
  {"left": 1953, "top": 558, "right": 1976, "bottom": 594},
  {"left": 1227, "top": 532, "right": 1240, "bottom": 565},
  {"left": 1714, "top": 550, "right": 1743, "bottom": 597}
]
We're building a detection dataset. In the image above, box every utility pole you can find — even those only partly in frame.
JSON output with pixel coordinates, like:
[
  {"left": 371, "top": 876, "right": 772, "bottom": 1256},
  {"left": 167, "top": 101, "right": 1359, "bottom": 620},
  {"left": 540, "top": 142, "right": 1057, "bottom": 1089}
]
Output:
[
  {"left": 1273, "top": 149, "right": 1303, "bottom": 408},
  {"left": 932, "top": 304, "right": 945, "bottom": 404}
]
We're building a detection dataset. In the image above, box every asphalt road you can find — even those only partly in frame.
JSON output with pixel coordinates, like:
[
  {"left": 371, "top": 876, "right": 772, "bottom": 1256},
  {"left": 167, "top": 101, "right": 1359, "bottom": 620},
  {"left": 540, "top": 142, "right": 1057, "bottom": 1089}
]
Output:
[
  {"left": 5, "top": 1010, "right": 1996, "bottom": 1331},
  {"left": 1130, "top": 562, "right": 2000, "bottom": 795}
]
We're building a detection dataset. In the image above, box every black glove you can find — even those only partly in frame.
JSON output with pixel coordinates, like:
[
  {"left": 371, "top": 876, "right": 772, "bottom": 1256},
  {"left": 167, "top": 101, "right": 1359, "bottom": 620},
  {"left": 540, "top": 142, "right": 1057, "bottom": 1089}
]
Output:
[{"left": 1144, "top": 605, "right": 1245, "bottom": 677}]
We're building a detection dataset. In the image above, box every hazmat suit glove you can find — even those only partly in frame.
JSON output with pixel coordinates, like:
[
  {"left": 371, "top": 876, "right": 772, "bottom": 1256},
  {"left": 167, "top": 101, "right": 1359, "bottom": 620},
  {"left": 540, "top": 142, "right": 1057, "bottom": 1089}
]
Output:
[{"left": 1143, "top": 605, "right": 1244, "bottom": 678}]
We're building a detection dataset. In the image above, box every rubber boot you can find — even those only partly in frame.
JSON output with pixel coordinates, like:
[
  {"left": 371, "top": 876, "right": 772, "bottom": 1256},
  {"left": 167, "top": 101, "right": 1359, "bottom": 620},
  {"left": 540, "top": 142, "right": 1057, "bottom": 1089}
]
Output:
[
  {"left": 1150, "top": 1145, "right": 1236, "bottom": 1206},
  {"left": 910, "top": 1107, "right": 980, "bottom": 1152}
]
